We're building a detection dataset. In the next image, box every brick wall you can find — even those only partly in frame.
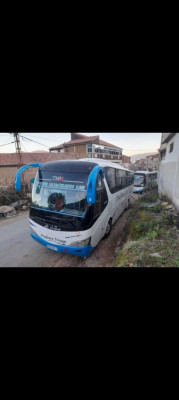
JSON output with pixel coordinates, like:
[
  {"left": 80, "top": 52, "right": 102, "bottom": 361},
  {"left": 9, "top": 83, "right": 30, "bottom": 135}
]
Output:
[
  {"left": 66, "top": 144, "right": 87, "bottom": 158},
  {"left": 0, "top": 167, "right": 39, "bottom": 188}
]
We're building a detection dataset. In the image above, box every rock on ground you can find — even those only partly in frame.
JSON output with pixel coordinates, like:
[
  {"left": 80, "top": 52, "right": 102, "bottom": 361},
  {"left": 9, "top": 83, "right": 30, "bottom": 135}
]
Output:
[
  {"left": 150, "top": 253, "right": 162, "bottom": 258},
  {"left": 166, "top": 204, "right": 174, "bottom": 210},
  {"left": 0, "top": 205, "right": 16, "bottom": 217}
]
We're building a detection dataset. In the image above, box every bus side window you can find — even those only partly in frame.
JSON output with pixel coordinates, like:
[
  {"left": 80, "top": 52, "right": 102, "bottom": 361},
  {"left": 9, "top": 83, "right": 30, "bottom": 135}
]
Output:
[
  {"left": 116, "top": 169, "right": 122, "bottom": 191},
  {"left": 121, "top": 170, "right": 127, "bottom": 188},
  {"left": 104, "top": 167, "right": 116, "bottom": 193},
  {"left": 130, "top": 173, "right": 134, "bottom": 185},
  {"left": 126, "top": 172, "right": 130, "bottom": 186},
  {"left": 94, "top": 173, "right": 108, "bottom": 219}
]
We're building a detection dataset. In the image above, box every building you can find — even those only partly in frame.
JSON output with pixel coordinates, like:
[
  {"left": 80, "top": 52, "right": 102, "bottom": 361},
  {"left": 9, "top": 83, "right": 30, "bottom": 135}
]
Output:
[
  {"left": 133, "top": 158, "right": 147, "bottom": 171},
  {"left": 49, "top": 133, "right": 123, "bottom": 162},
  {"left": 132, "top": 154, "right": 159, "bottom": 172},
  {"left": 122, "top": 155, "right": 131, "bottom": 169},
  {"left": 158, "top": 133, "right": 179, "bottom": 211},
  {"left": 146, "top": 153, "right": 159, "bottom": 171},
  {"left": 159, "top": 132, "right": 171, "bottom": 160},
  {"left": 0, "top": 152, "right": 77, "bottom": 188}
]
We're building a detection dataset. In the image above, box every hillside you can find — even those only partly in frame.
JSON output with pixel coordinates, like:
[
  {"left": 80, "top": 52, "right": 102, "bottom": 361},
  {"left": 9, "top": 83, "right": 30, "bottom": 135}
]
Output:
[{"left": 130, "top": 152, "right": 157, "bottom": 163}]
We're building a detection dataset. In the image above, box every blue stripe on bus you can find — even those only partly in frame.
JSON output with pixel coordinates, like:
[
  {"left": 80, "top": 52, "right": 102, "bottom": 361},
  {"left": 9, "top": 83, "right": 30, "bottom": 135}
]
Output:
[{"left": 30, "top": 232, "right": 94, "bottom": 258}]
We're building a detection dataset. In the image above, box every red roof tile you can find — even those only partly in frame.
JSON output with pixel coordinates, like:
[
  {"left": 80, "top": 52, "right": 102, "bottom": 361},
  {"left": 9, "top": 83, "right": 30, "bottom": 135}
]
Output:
[
  {"left": 146, "top": 153, "right": 159, "bottom": 158},
  {"left": 64, "top": 136, "right": 99, "bottom": 146},
  {"left": 99, "top": 139, "right": 122, "bottom": 150},
  {"left": 49, "top": 136, "right": 99, "bottom": 150},
  {"left": 0, "top": 152, "right": 78, "bottom": 166},
  {"left": 49, "top": 136, "right": 122, "bottom": 151}
]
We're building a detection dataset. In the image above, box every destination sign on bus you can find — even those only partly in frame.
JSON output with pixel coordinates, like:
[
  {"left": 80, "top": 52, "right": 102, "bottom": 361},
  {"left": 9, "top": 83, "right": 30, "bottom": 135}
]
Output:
[{"left": 38, "top": 181, "right": 86, "bottom": 191}]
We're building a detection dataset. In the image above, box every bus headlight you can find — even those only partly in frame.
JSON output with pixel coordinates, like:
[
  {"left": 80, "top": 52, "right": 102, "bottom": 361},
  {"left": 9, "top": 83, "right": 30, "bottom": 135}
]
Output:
[{"left": 70, "top": 238, "right": 91, "bottom": 247}]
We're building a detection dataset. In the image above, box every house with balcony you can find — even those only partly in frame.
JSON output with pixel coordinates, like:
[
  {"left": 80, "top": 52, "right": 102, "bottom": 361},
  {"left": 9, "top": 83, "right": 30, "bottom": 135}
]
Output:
[
  {"left": 49, "top": 133, "right": 123, "bottom": 162},
  {"left": 158, "top": 132, "right": 179, "bottom": 211}
]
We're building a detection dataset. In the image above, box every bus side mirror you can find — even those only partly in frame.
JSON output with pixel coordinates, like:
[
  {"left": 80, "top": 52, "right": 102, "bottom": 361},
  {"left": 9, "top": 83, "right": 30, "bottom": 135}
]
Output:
[{"left": 15, "top": 163, "right": 42, "bottom": 191}]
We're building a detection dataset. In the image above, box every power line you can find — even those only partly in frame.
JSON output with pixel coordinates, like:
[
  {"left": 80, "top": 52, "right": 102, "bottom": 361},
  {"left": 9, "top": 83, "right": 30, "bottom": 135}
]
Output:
[
  {"left": 0, "top": 141, "right": 15, "bottom": 148},
  {"left": 21, "top": 134, "right": 61, "bottom": 142},
  {"left": 21, "top": 141, "right": 39, "bottom": 163},
  {"left": 19, "top": 134, "right": 50, "bottom": 148},
  {"left": 0, "top": 134, "right": 12, "bottom": 147}
]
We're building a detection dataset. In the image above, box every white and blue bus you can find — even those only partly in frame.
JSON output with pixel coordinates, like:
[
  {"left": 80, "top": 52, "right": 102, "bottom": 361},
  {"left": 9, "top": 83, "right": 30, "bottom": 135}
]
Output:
[
  {"left": 15, "top": 159, "right": 134, "bottom": 258},
  {"left": 133, "top": 171, "right": 158, "bottom": 194}
]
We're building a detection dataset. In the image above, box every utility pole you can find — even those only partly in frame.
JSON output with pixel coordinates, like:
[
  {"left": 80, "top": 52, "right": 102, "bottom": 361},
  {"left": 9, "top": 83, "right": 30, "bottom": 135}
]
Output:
[{"left": 10, "top": 132, "right": 26, "bottom": 194}]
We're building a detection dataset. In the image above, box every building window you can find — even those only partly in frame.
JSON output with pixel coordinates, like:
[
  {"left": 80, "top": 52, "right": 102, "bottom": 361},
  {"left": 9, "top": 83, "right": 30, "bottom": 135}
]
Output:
[
  {"left": 169, "top": 142, "right": 174, "bottom": 153},
  {"left": 160, "top": 150, "right": 166, "bottom": 160}
]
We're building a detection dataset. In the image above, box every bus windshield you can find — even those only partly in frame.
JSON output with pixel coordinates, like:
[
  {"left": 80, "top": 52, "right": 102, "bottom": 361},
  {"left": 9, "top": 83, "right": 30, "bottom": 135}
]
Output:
[
  {"left": 32, "top": 170, "right": 89, "bottom": 217},
  {"left": 134, "top": 174, "right": 146, "bottom": 187}
]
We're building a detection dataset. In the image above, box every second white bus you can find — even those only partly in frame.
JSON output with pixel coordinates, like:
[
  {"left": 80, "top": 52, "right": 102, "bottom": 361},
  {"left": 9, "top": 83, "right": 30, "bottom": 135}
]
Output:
[{"left": 133, "top": 171, "right": 158, "bottom": 193}]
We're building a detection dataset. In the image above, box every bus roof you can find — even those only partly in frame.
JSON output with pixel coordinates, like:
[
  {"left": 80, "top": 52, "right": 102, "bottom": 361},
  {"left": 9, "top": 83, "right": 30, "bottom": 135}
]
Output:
[
  {"left": 135, "top": 170, "right": 158, "bottom": 174},
  {"left": 135, "top": 170, "right": 150, "bottom": 174},
  {"left": 80, "top": 158, "right": 134, "bottom": 173},
  {"left": 39, "top": 158, "right": 134, "bottom": 174},
  {"left": 40, "top": 160, "right": 97, "bottom": 173}
]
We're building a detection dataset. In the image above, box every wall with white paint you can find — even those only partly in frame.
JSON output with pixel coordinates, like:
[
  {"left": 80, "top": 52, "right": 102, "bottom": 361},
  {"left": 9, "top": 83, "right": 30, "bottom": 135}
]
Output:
[{"left": 158, "top": 133, "right": 179, "bottom": 211}]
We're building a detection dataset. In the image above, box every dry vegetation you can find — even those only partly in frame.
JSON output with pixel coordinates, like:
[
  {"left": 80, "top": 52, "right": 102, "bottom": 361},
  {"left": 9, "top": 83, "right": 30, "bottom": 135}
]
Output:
[{"left": 116, "top": 190, "right": 179, "bottom": 267}]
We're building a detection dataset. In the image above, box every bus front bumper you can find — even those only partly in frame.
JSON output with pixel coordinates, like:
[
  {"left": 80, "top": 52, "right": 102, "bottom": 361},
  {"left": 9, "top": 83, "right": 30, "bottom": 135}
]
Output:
[{"left": 30, "top": 232, "right": 94, "bottom": 258}]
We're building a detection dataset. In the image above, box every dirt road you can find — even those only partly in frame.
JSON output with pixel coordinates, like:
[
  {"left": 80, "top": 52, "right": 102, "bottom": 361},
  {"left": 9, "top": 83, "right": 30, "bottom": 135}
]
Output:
[{"left": 0, "top": 195, "right": 139, "bottom": 267}]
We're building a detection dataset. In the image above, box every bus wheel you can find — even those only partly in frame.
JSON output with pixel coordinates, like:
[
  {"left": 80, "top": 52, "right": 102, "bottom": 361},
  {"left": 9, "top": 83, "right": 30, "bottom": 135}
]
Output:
[{"left": 103, "top": 219, "right": 112, "bottom": 239}]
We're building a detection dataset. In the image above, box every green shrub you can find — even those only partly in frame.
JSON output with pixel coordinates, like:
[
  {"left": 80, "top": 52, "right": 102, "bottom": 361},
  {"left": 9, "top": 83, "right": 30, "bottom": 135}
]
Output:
[{"left": 140, "top": 189, "right": 159, "bottom": 203}]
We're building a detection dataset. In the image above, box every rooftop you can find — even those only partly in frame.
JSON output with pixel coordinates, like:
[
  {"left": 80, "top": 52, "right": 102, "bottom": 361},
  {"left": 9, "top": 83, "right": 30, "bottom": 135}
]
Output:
[
  {"left": 49, "top": 133, "right": 122, "bottom": 151},
  {"left": 146, "top": 153, "right": 159, "bottom": 159}
]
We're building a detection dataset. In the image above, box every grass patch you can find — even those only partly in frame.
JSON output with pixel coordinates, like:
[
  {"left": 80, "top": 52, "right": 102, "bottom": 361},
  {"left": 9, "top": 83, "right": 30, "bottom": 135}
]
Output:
[
  {"left": 144, "top": 204, "right": 164, "bottom": 213},
  {"left": 140, "top": 189, "right": 159, "bottom": 203},
  {"left": 116, "top": 191, "right": 179, "bottom": 267}
]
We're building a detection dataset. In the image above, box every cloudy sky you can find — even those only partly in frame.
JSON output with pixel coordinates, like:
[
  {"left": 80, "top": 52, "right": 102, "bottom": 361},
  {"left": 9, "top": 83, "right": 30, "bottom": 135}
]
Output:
[{"left": 0, "top": 132, "right": 162, "bottom": 156}]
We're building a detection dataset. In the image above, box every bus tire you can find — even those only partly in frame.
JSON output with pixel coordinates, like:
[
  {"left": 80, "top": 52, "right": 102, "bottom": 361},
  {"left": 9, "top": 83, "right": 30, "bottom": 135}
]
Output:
[{"left": 103, "top": 219, "right": 112, "bottom": 239}]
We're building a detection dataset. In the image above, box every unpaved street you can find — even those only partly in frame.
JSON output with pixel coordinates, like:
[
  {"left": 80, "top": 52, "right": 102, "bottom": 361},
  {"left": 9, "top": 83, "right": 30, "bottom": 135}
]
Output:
[{"left": 0, "top": 195, "right": 139, "bottom": 267}]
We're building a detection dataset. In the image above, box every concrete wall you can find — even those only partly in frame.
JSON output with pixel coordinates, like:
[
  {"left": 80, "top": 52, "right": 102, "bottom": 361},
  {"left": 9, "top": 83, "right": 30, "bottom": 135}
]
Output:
[{"left": 158, "top": 133, "right": 179, "bottom": 211}]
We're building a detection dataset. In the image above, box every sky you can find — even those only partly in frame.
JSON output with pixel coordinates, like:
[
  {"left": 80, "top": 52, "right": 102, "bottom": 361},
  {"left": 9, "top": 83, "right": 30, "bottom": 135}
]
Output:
[{"left": 0, "top": 132, "right": 162, "bottom": 156}]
